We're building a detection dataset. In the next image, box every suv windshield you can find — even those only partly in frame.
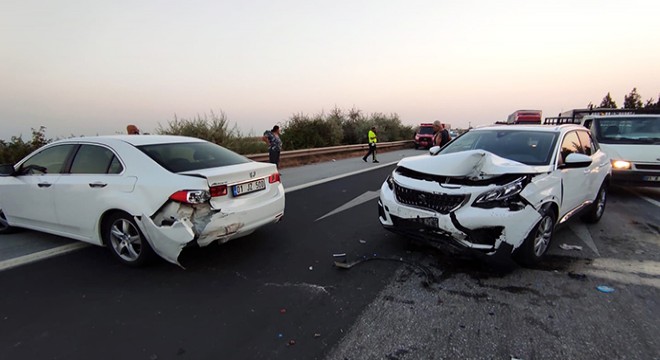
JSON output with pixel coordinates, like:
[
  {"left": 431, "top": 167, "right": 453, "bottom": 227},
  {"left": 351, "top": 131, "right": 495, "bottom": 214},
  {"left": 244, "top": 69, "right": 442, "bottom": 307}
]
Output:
[
  {"left": 440, "top": 130, "right": 558, "bottom": 165},
  {"left": 139, "top": 142, "right": 249, "bottom": 173},
  {"left": 594, "top": 117, "right": 660, "bottom": 144}
]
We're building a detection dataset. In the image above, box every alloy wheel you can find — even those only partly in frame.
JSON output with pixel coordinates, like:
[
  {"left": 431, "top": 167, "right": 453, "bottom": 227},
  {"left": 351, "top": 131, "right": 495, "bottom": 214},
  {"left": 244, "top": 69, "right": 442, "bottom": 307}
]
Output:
[
  {"left": 533, "top": 216, "right": 553, "bottom": 257},
  {"left": 109, "top": 218, "right": 143, "bottom": 262}
]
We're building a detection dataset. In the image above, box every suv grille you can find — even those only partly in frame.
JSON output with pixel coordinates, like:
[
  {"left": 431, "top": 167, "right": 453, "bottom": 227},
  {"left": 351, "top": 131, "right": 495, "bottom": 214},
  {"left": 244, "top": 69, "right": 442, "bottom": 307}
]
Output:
[
  {"left": 635, "top": 164, "right": 660, "bottom": 171},
  {"left": 394, "top": 183, "right": 466, "bottom": 214}
]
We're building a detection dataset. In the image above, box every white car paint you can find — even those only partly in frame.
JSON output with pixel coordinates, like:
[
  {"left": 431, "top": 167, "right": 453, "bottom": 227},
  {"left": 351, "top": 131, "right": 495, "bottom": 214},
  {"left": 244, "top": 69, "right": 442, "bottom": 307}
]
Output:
[
  {"left": 378, "top": 124, "right": 611, "bottom": 262},
  {"left": 0, "top": 135, "right": 285, "bottom": 266}
]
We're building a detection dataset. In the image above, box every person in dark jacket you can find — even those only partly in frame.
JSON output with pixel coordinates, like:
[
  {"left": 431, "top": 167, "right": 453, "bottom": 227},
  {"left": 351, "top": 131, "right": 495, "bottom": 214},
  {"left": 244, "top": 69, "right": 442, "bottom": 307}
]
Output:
[{"left": 262, "top": 125, "right": 283, "bottom": 168}]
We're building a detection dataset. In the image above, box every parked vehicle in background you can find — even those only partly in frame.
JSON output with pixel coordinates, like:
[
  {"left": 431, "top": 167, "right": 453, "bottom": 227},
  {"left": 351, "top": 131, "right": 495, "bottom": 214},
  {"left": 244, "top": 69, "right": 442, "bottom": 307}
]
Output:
[
  {"left": 378, "top": 124, "right": 611, "bottom": 266},
  {"left": 0, "top": 135, "right": 285, "bottom": 266},
  {"left": 414, "top": 123, "right": 435, "bottom": 149},
  {"left": 584, "top": 115, "right": 659, "bottom": 186},
  {"left": 545, "top": 108, "right": 660, "bottom": 187},
  {"left": 507, "top": 110, "right": 542, "bottom": 124}
]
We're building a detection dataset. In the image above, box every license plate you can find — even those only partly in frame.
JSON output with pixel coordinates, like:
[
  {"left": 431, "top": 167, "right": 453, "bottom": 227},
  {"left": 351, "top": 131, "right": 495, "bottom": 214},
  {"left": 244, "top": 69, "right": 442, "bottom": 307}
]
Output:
[
  {"left": 643, "top": 175, "right": 660, "bottom": 181},
  {"left": 409, "top": 217, "right": 439, "bottom": 228},
  {"left": 232, "top": 178, "right": 266, "bottom": 196}
]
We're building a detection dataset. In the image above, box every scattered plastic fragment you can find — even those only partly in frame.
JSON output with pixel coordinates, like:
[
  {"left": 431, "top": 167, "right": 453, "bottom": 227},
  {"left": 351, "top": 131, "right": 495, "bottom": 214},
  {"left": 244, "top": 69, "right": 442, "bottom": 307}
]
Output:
[
  {"left": 277, "top": 333, "right": 283, "bottom": 338},
  {"left": 597, "top": 285, "right": 615, "bottom": 293},
  {"left": 559, "top": 243, "right": 583, "bottom": 251},
  {"left": 314, "top": 333, "right": 321, "bottom": 338},
  {"left": 333, "top": 253, "right": 346, "bottom": 258},
  {"left": 308, "top": 266, "right": 314, "bottom": 271},
  {"left": 359, "top": 239, "right": 367, "bottom": 244},
  {"left": 568, "top": 272, "right": 587, "bottom": 280},
  {"left": 279, "top": 308, "right": 287, "bottom": 314},
  {"left": 288, "top": 339, "right": 296, "bottom": 346}
]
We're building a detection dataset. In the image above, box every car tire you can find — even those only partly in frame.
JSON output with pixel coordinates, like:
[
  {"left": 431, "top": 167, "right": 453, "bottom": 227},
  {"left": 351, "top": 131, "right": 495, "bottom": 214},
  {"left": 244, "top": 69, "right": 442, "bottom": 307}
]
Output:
[
  {"left": 103, "top": 212, "right": 155, "bottom": 266},
  {"left": 515, "top": 206, "right": 556, "bottom": 267},
  {"left": 581, "top": 183, "right": 607, "bottom": 224},
  {"left": 0, "top": 209, "right": 17, "bottom": 234}
]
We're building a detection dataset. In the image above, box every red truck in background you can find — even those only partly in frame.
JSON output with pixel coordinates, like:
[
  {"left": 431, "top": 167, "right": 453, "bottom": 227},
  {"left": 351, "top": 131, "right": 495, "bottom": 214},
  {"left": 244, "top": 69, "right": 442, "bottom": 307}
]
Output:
[
  {"left": 413, "top": 123, "right": 435, "bottom": 149},
  {"left": 507, "top": 110, "right": 542, "bottom": 124}
]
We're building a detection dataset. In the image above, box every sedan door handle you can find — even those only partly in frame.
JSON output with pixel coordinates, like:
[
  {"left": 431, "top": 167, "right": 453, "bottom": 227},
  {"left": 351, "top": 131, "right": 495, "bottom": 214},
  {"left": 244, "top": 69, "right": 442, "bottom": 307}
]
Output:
[
  {"left": 599, "top": 162, "right": 609, "bottom": 168},
  {"left": 89, "top": 182, "right": 107, "bottom": 188},
  {"left": 37, "top": 183, "right": 52, "bottom": 188}
]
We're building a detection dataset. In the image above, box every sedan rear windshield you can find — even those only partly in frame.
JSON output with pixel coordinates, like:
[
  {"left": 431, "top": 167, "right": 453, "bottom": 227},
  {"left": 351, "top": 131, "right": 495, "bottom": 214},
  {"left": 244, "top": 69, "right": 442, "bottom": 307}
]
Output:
[
  {"left": 440, "top": 130, "right": 558, "bottom": 165},
  {"left": 138, "top": 142, "right": 250, "bottom": 173}
]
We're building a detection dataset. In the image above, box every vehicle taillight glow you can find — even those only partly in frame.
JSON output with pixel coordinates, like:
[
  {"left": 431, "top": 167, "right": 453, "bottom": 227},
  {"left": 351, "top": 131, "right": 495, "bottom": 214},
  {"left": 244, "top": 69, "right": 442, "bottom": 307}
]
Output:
[
  {"left": 269, "top": 173, "right": 280, "bottom": 183},
  {"left": 169, "top": 190, "right": 211, "bottom": 204},
  {"left": 210, "top": 185, "right": 228, "bottom": 197}
]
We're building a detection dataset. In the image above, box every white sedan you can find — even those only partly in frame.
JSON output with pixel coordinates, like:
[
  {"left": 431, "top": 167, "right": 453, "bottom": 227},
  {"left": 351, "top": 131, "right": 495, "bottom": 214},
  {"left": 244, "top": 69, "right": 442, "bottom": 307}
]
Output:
[{"left": 0, "top": 135, "right": 285, "bottom": 266}]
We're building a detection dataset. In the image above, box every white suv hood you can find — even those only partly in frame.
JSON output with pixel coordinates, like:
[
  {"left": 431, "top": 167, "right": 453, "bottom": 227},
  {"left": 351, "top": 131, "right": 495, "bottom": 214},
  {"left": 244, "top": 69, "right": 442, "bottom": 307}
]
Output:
[
  {"left": 599, "top": 143, "right": 660, "bottom": 163},
  {"left": 398, "top": 150, "right": 551, "bottom": 180}
]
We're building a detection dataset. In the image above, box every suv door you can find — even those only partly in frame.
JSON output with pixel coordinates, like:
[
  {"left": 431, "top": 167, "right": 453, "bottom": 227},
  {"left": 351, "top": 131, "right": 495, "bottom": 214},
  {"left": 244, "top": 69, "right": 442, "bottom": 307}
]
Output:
[
  {"left": 577, "top": 130, "right": 608, "bottom": 200},
  {"left": 557, "top": 131, "right": 589, "bottom": 219}
]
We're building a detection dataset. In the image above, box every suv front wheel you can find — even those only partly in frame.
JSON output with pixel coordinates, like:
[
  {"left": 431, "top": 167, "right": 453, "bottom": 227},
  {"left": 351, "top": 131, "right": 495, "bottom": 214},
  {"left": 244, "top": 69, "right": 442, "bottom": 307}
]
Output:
[
  {"left": 515, "top": 206, "right": 556, "bottom": 267},
  {"left": 581, "top": 183, "right": 607, "bottom": 223}
]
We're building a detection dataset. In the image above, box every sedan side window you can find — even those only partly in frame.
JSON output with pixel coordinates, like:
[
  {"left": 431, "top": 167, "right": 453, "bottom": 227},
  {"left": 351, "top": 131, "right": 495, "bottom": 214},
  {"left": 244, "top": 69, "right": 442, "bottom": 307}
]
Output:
[
  {"left": 559, "top": 131, "right": 581, "bottom": 164},
  {"left": 19, "top": 144, "right": 76, "bottom": 175},
  {"left": 70, "top": 145, "right": 123, "bottom": 174}
]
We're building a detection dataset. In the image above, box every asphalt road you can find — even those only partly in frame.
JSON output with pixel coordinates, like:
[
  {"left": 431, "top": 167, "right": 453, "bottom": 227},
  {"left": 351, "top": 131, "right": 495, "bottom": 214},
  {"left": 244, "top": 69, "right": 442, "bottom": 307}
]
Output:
[{"left": 1, "top": 151, "right": 659, "bottom": 360}]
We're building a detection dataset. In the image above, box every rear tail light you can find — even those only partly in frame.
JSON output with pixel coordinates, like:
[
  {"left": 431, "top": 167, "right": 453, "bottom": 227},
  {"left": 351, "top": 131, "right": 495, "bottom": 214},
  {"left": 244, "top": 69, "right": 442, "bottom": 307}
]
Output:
[
  {"left": 169, "top": 190, "right": 211, "bottom": 204},
  {"left": 269, "top": 173, "right": 280, "bottom": 183},
  {"left": 210, "top": 184, "right": 228, "bottom": 197}
]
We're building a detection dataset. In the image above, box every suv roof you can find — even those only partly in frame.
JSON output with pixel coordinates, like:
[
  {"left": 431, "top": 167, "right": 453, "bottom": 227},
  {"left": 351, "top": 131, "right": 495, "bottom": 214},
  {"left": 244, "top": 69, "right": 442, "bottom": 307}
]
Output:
[{"left": 477, "top": 124, "right": 585, "bottom": 133}]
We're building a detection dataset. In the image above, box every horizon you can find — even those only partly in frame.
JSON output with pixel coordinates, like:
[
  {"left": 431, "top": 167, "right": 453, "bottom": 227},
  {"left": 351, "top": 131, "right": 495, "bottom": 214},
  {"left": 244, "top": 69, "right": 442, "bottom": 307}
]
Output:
[{"left": 2, "top": 0, "right": 659, "bottom": 141}]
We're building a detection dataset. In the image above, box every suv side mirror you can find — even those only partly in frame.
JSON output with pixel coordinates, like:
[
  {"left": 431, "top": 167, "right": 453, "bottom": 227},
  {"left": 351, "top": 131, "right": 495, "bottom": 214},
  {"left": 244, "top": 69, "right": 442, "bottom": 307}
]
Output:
[
  {"left": 429, "top": 146, "right": 441, "bottom": 155},
  {"left": 562, "top": 153, "right": 592, "bottom": 169},
  {"left": 0, "top": 164, "right": 16, "bottom": 176}
]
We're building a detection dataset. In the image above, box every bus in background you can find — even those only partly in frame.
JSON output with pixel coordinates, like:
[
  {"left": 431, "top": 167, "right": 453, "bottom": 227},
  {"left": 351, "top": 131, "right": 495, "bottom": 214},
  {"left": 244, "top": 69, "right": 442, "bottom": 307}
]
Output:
[{"left": 507, "top": 110, "right": 542, "bottom": 124}]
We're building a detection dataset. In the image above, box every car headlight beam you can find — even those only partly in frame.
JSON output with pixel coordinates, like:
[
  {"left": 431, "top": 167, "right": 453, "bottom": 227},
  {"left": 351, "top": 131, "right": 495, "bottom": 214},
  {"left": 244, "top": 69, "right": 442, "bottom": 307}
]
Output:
[{"left": 611, "top": 160, "right": 632, "bottom": 170}]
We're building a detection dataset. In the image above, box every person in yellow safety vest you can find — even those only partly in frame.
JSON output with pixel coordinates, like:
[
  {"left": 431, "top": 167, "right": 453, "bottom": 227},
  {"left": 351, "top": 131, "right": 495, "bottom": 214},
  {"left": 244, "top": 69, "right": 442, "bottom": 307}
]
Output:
[{"left": 362, "top": 126, "right": 379, "bottom": 163}]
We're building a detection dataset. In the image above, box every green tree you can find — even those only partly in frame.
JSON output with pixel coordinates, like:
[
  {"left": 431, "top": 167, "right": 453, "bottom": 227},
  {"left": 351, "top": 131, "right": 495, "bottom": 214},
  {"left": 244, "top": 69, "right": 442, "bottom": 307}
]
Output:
[
  {"left": 599, "top": 92, "right": 617, "bottom": 108},
  {"left": 0, "top": 126, "right": 51, "bottom": 164},
  {"left": 623, "top": 88, "right": 643, "bottom": 109},
  {"left": 644, "top": 93, "right": 659, "bottom": 108}
]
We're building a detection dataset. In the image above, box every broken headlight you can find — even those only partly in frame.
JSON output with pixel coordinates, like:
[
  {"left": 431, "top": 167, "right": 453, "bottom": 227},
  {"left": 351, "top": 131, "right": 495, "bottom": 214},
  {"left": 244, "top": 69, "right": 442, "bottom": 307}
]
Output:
[
  {"left": 386, "top": 174, "right": 395, "bottom": 190},
  {"left": 473, "top": 177, "right": 526, "bottom": 209}
]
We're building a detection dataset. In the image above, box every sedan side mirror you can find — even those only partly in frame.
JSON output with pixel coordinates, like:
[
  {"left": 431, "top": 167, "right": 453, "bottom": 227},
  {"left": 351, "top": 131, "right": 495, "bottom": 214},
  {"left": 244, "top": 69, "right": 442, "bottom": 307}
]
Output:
[
  {"left": 562, "top": 153, "right": 592, "bottom": 169},
  {"left": 429, "top": 146, "right": 441, "bottom": 155},
  {"left": 0, "top": 164, "right": 16, "bottom": 176}
]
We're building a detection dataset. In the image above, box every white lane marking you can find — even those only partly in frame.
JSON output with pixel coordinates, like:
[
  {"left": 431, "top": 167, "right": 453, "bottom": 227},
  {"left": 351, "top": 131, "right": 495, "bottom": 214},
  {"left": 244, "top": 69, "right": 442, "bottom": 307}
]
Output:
[
  {"left": 568, "top": 223, "right": 601, "bottom": 257},
  {"left": 315, "top": 191, "right": 381, "bottom": 222},
  {"left": 0, "top": 243, "right": 89, "bottom": 272},
  {"left": 573, "top": 258, "right": 660, "bottom": 289},
  {"left": 285, "top": 160, "right": 398, "bottom": 193},
  {"left": 633, "top": 192, "right": 660, "bottom": 208}
]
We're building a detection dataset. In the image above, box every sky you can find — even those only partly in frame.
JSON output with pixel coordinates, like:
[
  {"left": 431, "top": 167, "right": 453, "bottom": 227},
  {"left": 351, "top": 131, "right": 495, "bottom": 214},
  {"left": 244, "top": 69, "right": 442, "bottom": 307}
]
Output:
[{"left": 1, "top": 0, "right": 659, "bottom": 140}]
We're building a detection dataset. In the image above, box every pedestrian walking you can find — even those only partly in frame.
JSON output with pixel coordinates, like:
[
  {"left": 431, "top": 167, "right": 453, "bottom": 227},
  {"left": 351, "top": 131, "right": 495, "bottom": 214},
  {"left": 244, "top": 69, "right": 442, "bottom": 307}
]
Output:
[
  {"left": 262, "top": 125, "right": 283, "bottom": 168},
  {"left": 362, "top": 126, "right": 379, "bottom": 163}
]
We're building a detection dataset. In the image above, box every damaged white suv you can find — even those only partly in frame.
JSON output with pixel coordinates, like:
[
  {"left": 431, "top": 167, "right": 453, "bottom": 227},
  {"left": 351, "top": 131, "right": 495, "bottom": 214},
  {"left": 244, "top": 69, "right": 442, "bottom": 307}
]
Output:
[
  {"left": 378, "top": 125, "right": 611, "bottom": 266},
  {"left": 0, "top": 135, "right": 285, "bottom": 266}
]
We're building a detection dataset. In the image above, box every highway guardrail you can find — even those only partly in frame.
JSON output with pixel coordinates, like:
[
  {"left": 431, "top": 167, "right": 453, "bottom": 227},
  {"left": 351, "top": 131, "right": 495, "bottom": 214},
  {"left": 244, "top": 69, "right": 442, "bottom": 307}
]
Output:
[{"left": 246, "top": 140, "right": 413, "bottom": 167}]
